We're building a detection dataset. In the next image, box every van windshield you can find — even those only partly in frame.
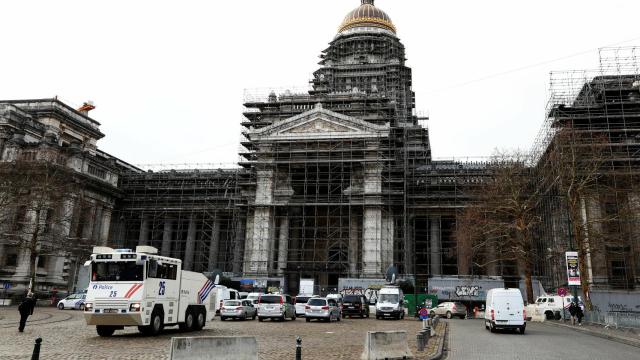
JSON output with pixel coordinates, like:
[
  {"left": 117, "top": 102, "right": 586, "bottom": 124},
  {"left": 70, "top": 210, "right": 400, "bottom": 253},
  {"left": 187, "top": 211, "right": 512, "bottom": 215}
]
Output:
[
  {"left": 260, "top": 295, "right": 281, "bottom": 304},
  {"left": 92, "top": 261, "right": 144, "bottom": 282},
  {"left": 379, "top": 294, "right": 399, "bottom": 303}
]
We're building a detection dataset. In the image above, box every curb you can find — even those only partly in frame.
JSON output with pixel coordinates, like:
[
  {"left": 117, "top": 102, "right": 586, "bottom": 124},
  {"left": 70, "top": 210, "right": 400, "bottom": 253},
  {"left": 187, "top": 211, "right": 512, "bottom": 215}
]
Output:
[
  {"left": 428, "top": 321, "right": 448, "bottom": 360},
  {"left": 542, "top": 321, "right": 640, "bottom": 349}
]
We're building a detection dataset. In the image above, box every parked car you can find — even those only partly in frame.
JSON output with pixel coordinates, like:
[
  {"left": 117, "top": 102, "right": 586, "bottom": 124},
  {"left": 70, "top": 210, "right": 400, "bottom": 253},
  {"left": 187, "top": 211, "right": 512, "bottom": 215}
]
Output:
[
  {"left": 57, "top": 293, "right": 86, "bottom": 310},
  {"left": 246, "top": 292, "right": 263, "bottom": 305},
  {"left": 375, "top": 286, "right": 405, "bottom": 320},
  {"left": 326, "top": 294, "right": 343, "bottom": 317},
  {"left": 220, "top": 299, "right": 257, "bottom": 321},
  {"left": 342, "top": 295, "right": 370, "bottom": 318},
  {"left": 295, "top": 295, "right": 313, "bottom": 316},
  {"left": 211, "top": 286, "right": 241, "bottom": 315},
  {"left": 305, "top": 297, "right": 341, "bottom": 322},
  {"left": 257, "top": 294, "right": 296, "bottom": 321},
  {"left": 430, "top": 302, "right": 467, "bottom": 319},
  {"left": 485, "top": 288, "right": 526, "bottom": 334}
]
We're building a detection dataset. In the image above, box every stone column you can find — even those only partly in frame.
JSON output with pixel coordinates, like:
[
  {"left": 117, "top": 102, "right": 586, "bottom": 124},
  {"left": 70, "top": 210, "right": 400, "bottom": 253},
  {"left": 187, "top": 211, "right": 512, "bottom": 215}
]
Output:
[
  {"left": 363, "top": 208, "right": 382, "bottom": 276},
  {"left": 183, "top": 214, "right": 197, "bottom": 271},
  {"left": 627, "top": 192, "right": 640, "bottom": 284},
  {"left": 249, "top": 207, "right": 272, "bottom": 274},
  {"left": 46, "top": 254, "right": 66, "bottom": 285},
  {"left": 246, "top": 168, "right": 275, "bottom": 275},
  {"left": 362, "top": 163, "right": 383, "bottom": 277},
  {"left": 14, "top": 248, "right": 33, "bottom": 283},
  {"left": 430, "top": 216, "right": 442, "bottom": 276},
  {"left": 349, "top": 214, "right": 359, "bottom": 277},
  {"left": 93, "top": 206, "right": 104, "bottom": 243},
  {"left": 277, "top": 217, "right": 289, "bottom": 276},
  {"left": 381, "top": 214, "right": 394, "bottom": 272},
  {"left": 243, "top": 212, "right": 255, "bottom": 273},
  {"left": 161, "top": 217, "right": 173, "bottom": 257},
  {"left": 100, "top": 208, "right": 112, "bottom": 246},
  {"left": 232, "top": 217, "right": 246, "bottom": 274},
  {"left": 81, "top": 205, "right": 97, "bottom": 241},
  {"left": 404, "top": 215, "right": 415, "bottom": 277},
  {"left": 138, "top": 216, "right": 149, "bottom": 246},
  {"left": 207, "top": 216, "right": 221, "bottom": 271}
]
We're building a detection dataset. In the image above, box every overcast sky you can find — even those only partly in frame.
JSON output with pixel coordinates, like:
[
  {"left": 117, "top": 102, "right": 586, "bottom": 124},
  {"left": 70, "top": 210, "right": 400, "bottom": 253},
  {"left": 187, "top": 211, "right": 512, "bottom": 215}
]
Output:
[{"left": 2, "top": 0, "right": 639, "bottom": 167}]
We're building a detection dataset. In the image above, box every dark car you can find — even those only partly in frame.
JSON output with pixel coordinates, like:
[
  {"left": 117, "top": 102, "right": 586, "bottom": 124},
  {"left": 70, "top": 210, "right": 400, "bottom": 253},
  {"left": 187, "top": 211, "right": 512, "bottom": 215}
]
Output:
[{"left": 341, "top": 295, "right": 370, "bottom": 318}]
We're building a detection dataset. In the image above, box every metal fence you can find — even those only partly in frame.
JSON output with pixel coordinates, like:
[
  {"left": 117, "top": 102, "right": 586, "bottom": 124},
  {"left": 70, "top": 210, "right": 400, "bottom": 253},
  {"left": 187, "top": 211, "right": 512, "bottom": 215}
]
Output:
[{"left": 585, "top": 311, "right": 640, "bottom": 329}]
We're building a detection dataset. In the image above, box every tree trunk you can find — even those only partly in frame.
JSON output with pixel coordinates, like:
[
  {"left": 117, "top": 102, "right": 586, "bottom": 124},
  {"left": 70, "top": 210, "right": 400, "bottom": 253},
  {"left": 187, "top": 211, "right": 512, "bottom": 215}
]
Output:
[{"left": 524, "top": 261, "right": 534, "bottom": 304}]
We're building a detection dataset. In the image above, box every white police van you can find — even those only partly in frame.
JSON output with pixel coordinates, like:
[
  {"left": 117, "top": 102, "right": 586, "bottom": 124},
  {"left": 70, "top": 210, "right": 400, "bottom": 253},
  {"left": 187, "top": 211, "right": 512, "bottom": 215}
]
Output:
[{"left": 84, "top": 246, "right": 215, "bottom": 337}]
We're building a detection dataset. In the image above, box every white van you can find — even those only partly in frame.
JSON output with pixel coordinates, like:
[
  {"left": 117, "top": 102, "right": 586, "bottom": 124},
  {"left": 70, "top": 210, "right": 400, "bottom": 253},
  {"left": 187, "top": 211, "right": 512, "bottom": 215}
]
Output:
[
  {"left": 375, "top": 286, "right": 405, "bottom": 320},
  {"left": 535, "top": 295, "right": 584, "bottom": 320},
  {"left": 211, "top": 285, "right": 240, "bottom": 315},
  {"left": 484, "top": 288, "right": 526, "bottom": 334}
]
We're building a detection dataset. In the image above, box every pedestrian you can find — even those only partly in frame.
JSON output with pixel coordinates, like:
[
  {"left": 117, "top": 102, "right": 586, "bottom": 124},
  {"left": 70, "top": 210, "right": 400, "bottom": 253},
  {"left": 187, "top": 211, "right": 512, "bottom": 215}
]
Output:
[
  {"left": 18, "top": 292, "right": 36, "bottom": 333},
  {"left": 568, "top": 301, "right": 578, "bottom": 325},
  {"left": 576, "top": 304, "right": 584, "bottom": 326}
]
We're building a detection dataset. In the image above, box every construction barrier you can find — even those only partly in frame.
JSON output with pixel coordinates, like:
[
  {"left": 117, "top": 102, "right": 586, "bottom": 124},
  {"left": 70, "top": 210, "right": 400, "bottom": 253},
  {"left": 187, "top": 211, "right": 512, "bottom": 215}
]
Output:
[
  {"left": 170, "top": 336, "right": 258, "bottom": 360},
  {"left": 361, "top": 331, "right": 412, "bottom": 360}
]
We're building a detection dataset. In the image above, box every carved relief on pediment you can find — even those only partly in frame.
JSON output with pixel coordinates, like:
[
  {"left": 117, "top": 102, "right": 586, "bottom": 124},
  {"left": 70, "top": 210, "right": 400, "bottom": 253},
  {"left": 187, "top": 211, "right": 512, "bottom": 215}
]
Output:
[{"left": 282, "top": 118, "right": 352, "bottom": 134}]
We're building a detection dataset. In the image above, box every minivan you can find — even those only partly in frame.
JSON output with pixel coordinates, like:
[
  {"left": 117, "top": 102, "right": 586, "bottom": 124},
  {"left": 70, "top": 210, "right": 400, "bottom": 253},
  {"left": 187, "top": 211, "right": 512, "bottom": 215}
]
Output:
[
  {"left": 375, "top": 286, "right": 405, "bottom": 320},
  {"left": 257, "top": 294, "right": 297, "bottom": 321},
  {"left": 485, "top": 288, "right": 526, "bottom": 334}
]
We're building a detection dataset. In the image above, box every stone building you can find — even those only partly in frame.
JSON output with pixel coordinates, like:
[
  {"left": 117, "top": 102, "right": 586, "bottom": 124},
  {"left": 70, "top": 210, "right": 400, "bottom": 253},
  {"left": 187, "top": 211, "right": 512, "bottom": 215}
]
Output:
[
  {"left": 0, "top": 99, "right": 134, "bottom": 296},
  {"left": 1, "top": 1, "right": 638, "bottom": 302}
]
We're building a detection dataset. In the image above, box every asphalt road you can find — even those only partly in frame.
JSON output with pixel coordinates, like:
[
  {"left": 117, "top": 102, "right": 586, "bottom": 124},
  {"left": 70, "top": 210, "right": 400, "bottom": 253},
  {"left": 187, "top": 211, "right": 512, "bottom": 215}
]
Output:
[{"left": 446, "top": 319, "right": 640, "bottom": 360}]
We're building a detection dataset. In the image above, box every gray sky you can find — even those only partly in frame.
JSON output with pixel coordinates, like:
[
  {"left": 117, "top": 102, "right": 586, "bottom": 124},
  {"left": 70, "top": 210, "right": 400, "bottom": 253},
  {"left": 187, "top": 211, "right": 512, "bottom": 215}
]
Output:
[{"left": 2, "top": 0, "right": 639, "bottom": 167}]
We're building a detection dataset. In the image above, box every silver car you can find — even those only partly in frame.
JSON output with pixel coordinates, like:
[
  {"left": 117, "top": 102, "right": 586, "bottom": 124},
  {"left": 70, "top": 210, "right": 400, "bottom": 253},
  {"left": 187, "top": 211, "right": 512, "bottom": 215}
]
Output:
[
  {"left": 305, "top": 297, "right": 341, "bottom": 322},
  {"left": 220, "top": 299, "right": 257, "bottom": 321},
  {"left": 257, "top": 294, "right": 297, "bottom": 321},
  {"left": 57, "top": 293, "right": 86, "bottom": 310},
  {"left": 430, "top": 301, "right": 467, "bottom": 319}
]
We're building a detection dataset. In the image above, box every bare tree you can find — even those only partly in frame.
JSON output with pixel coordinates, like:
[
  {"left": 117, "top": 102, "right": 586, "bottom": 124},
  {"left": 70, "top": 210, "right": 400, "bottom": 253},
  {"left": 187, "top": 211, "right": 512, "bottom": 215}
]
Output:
[
  {"left": 0, "top": 156, "right": 89, "bottom": 293},
  {"left": 542, "top": 127, "right": 611, "bottom": 308},
  {"left": 455, "top": 150, "right": 542, "bottom": 303}
]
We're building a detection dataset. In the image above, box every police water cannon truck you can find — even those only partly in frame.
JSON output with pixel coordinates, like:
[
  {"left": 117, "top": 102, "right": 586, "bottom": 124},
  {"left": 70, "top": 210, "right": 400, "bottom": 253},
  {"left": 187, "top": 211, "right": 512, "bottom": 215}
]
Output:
[{"left": 84, "top": 246, "right": 216, "bottom": 337}]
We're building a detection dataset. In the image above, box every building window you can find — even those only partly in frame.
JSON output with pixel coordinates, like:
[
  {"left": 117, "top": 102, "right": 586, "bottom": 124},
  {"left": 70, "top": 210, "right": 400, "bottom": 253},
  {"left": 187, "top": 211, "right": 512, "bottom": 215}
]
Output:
[{"left": 6, "top": 253, "right": 18, "bottom": 267}]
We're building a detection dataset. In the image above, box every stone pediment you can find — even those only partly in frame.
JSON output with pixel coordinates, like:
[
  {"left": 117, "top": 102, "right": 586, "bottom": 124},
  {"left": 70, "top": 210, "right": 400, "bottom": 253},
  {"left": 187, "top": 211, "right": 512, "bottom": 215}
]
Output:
[{"left": 249, "top": 103, "right": 389, "bottom": 141}]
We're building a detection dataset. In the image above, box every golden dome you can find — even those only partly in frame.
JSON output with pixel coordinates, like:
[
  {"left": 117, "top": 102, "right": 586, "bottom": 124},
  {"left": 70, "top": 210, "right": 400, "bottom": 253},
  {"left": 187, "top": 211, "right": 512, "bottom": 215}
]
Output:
[{"left": 338, "top": 0, "right": 396, "bottom": 34}]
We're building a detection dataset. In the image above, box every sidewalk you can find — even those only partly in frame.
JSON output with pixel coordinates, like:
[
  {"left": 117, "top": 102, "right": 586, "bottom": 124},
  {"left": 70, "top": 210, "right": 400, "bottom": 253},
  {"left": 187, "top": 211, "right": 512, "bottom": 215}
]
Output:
[{"left": 542, "top": 320, "right": 640, "bottom": 348}]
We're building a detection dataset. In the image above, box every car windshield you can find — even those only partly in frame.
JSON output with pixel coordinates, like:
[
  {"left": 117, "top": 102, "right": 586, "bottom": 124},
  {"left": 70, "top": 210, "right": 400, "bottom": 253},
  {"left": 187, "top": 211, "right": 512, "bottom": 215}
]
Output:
[
  {"left": 379, "top": 294, "right": 399, "bottom": 303},
  {"left": 260, "top": 296, "right": 282, "bottom": 304},
  {"left": 296, "top": 296, "right": 311, "bottom": 303},
  {"left": 91, "top": 261, "right": 144, "bottom": 282},
  {"left": 224, "top": 300, "right": 241, "bottom": 306},
  {"left": 343, "top": 295, "right": 361, "bottom": 303},
  {"left": 308, "top": 298, "right": 326, "bottom": 306}
]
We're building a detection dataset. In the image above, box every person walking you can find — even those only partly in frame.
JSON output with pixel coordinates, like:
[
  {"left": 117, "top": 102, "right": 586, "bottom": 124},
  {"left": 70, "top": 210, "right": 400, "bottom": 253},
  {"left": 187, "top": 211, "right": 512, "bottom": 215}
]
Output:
[
  {"left": 568, "top": 301, "right": 578, "bottom": 325},
  {"left": 576, "top": 304, "right": 584, "bottom": 326},
  {"left": 18, "top": 292, "right": 36, "bottom": 333}
]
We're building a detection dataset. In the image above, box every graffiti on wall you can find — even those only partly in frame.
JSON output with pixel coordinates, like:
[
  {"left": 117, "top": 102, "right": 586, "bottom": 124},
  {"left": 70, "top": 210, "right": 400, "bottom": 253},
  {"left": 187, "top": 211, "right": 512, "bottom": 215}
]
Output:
[
  {"left": 455, "top": 286, "right": 480, "bottom": 297},
  {"left": 339, "top": 286, "right": 382, "bottom": 302}
]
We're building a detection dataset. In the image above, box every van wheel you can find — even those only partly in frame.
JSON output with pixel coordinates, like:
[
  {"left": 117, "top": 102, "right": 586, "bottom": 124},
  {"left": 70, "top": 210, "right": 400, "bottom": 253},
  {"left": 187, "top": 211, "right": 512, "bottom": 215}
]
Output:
[
  {"left": 96, "top": 325, "right": 116, "bottom": 337},
  {"left": 58, "top": 303, "right": 64, "bottom": 310},
  {"left": 147, "top": 309, "right": 164, "bottom": 336},
  {"left": 194, "top": 309, "right": 206, "bottom": 330},
  {"left": 545, "top": 311, "right": 554, "bottom": 320},
  {"left": 520, "top": 326, "right": 526, "bottom": 335},
  {"left": 306, "top": 317, "right": 311, "bottom": 322},
  {"left": 179, "top": 310, "right": 195, "bottom": 331},
  {"left": 446, "top": 311, "right": 452, "bottom": 319},
  {"left": 489, "top": 322, "right": 496, "bottom": 333},
  {"left": 258, "top": 317, "right": 264, "bottom": 322}
]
